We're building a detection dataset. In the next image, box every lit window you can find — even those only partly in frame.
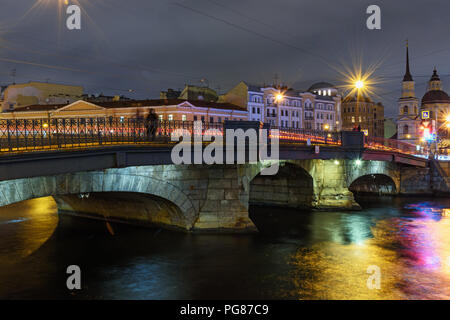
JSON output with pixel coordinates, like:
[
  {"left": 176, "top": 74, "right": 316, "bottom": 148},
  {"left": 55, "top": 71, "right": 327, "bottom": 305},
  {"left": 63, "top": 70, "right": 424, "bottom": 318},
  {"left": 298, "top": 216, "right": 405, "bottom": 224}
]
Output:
[
  {"left": 182, "top": 115, "right": 187, "bottom": 121},
  {"left": 168, "top": 114, "right": 173, "bottom": 121},
  {"left": 158, "top": 115, "right": 163, "bottom": 121}
]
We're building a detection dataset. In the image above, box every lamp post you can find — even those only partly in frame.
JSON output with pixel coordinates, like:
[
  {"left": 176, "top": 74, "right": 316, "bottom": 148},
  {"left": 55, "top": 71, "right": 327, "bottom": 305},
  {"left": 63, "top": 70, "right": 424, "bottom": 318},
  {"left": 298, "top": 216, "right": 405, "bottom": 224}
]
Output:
[{"left": 275, "top": 92, "right": 284, "bottom": 128}]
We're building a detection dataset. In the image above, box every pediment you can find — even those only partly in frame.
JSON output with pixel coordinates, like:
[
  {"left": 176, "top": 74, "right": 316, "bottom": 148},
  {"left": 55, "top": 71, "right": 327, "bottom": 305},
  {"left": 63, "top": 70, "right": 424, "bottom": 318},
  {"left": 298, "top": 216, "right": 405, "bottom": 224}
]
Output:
[{"left": 57, "top": 100, "right": 106, "bottom": 112}]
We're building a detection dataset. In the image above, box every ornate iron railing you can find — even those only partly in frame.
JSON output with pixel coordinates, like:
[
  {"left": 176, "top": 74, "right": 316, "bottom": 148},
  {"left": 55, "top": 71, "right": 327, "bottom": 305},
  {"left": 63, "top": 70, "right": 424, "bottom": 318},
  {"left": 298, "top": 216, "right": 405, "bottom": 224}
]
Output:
[
  {"left": 0, "top": 118, "right": 222, "bottom": 153},
  {"left": 271, "top": 126, "right": 342, "bottom": 145},
  {"left": 364, "top": 136, "right": 430, "bottom": 157},
  {"left": 0, "top": 117, "right": 432, "bottom": 158}
]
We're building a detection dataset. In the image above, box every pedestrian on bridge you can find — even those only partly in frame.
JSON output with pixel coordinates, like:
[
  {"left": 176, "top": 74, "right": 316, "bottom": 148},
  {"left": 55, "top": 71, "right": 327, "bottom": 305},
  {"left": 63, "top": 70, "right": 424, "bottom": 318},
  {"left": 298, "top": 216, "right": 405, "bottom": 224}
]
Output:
[{"left": 146, "top": 109, "right": 158, "bottom": 141}]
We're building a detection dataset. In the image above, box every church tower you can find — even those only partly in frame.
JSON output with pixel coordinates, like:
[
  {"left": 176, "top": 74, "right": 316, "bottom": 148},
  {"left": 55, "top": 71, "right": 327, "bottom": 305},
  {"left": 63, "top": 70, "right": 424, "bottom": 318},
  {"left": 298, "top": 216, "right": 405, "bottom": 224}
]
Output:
[
  {"left": 427, "top": 67, "right": 442, "bottom": 91},
  {"left": 401, "top": 42, "right": 415, "bottom": 98},
  {"left": 397, "top": 41, "right": 420, "bottom": 143}
]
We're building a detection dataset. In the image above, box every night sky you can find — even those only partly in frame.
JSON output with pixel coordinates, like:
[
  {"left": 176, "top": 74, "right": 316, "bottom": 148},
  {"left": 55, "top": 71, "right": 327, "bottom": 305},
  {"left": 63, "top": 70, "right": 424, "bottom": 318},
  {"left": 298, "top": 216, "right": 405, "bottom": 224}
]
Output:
[{"left": 1, "top": 0, "right": 450, "bottom": 117}]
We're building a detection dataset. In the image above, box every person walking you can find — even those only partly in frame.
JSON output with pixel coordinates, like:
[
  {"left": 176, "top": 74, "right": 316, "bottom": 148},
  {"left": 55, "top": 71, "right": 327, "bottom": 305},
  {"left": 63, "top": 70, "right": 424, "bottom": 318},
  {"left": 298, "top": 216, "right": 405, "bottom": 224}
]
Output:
[{"left": 146, "top": 109, "right": 158, "bottom": 141}]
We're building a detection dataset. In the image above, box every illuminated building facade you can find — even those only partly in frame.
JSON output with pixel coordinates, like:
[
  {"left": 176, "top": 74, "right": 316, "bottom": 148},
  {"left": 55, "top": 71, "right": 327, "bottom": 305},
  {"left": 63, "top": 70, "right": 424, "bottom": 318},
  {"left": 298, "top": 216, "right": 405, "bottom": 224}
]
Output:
[
  {"left": 1, "top": 81, "right": 83, "bottom": 112},
  {"left": 397, "top": 43, "right": 450, "bottom": 146},
  {"left": 1, "top": 99, "right": 247, "bottom": 123},
  {"left": 220, "top": 81, "right": 341, "bottom": 131},
  {"left": 342, "top": 95, "right": 385, "bottom": 137}
]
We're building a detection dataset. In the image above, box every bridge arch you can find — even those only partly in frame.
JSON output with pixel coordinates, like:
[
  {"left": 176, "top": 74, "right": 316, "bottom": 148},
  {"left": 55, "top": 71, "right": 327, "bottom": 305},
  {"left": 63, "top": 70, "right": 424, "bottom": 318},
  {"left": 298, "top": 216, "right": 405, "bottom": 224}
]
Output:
[
  {"left": 346, "top": 160, "right": 400, "bottom": 195},
  {"left": 349, "top": 174, "right": 398, "bottom": 195},
  {"left": 0, "top": 171, "right": 198, "bottom": 230},
  {"left": 248, "top": 162, "right": 314, "bottom": 208}
]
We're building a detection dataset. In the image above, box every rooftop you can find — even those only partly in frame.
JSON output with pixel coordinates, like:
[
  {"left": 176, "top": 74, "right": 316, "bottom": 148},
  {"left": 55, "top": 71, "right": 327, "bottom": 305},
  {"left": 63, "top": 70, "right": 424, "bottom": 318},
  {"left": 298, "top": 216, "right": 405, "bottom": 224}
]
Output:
[{"left": 11, "top": 99, "right": 246, "bottom": 113}]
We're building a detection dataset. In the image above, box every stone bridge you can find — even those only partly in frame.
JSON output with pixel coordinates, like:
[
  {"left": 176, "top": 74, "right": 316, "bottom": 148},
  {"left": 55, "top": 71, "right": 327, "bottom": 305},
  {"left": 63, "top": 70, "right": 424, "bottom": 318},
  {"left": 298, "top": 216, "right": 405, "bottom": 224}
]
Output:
[
  {"left": 0, "top": 158, "right": 439, "bottom": 233},
  {"left": 0, "top": 125, "right": 446, "bottom": 232}
]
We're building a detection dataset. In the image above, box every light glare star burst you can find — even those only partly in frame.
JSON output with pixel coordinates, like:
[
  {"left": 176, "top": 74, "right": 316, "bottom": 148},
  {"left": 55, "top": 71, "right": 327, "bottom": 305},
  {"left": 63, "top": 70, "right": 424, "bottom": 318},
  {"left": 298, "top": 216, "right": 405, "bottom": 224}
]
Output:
[{"left": 331, "top": 51, "right": 389, "bottom": 103}]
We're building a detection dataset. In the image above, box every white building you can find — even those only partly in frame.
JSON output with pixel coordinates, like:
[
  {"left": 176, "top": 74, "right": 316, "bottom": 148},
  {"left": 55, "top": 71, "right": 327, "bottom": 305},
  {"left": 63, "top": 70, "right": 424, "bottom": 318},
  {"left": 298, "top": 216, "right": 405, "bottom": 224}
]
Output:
[{"left": 221, "top": 81, "right": 341, "bottom": 131}]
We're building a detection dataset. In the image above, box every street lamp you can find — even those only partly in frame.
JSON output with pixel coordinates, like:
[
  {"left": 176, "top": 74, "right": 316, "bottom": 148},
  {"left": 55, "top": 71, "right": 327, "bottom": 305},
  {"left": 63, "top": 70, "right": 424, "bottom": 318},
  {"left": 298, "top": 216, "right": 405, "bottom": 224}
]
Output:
[
  {"left": 275, "top": 93, "right": 284, "bottom": 102},
  {"left": 355, "top": 80, "right": 364, "bottom": 90},
  {"left": 324, "top": 124, "right": 330, "bottom": 131}
]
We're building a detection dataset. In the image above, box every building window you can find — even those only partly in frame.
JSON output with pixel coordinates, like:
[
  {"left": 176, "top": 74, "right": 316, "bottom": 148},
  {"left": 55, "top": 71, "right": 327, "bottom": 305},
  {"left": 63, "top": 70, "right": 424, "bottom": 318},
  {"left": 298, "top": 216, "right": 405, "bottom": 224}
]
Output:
[
  {"left": 210, "top": 117, "right": 214, "bottom": 123},
  {"left": 351, "top": 116, "right": 355, "bottom": 123},
  {"left": 194, "top": 115, "right": 197, "bottom": 121},
  {"left": 168, "top": 114, "right": 173, "bottom": 121},
  {"left": 403, "top": 106, "right": 408, "bottom": 114},
  {"left": 182, "top": 115, "right": 187, "bottom": 121},
  {"left": 403, "top": 125, "right": 409, "bottom": 135},
  {"left": 201, "top": 116, "right": 205, "bottom": 122},
  {"left": 218, "top": 117, "right": 222, "bottom": 123},
  {"left": 159, "top": 115, "right": 163, "bottom": 121}
]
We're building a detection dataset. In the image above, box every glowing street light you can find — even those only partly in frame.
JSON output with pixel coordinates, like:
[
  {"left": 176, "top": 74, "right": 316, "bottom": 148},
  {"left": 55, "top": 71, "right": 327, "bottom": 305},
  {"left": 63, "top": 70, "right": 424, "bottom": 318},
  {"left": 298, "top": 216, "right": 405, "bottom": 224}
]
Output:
[
  {"left": 324, "top": 124, "right": 330, "bottom": 131},
  {"left": 355, "top": 159, "right": 362, "bottom": 166},
  {"left": 355, "top": 80, "right": 364, "bottom": 89},
  {"left": 275, "top": 93, "right": 284, "bottom": 102}
]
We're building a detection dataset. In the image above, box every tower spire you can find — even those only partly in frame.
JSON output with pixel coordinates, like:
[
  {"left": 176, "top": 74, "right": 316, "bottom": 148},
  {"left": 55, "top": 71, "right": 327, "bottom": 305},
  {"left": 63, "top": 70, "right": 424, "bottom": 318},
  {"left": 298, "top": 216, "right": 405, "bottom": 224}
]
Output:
[{"left": 403, "top": 40, "right": 413, "bottom": 82}]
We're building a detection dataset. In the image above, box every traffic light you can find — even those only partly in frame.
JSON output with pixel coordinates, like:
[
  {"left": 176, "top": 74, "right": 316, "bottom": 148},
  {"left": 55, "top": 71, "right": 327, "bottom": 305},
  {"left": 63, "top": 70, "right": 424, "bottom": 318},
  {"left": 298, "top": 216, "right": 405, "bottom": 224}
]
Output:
[{"left": 419, "top": 120, "right": 433, "bottom": 142}]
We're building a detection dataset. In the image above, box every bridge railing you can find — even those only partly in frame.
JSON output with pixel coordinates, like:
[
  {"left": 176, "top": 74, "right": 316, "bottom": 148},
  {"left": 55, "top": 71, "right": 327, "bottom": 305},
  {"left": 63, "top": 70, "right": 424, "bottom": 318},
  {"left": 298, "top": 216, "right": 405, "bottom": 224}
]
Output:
[
  {"left": 270, "top": 126, "right": 342, "bottom": 145},
  {"left": 2, "top": 117, "right": 431, "bottom": 157},
  {"left": 364, "top": 136, "right": 430, "bottom": 158},
  {"left": 0, "top": 118, "right": 223, "bottom": 153}
]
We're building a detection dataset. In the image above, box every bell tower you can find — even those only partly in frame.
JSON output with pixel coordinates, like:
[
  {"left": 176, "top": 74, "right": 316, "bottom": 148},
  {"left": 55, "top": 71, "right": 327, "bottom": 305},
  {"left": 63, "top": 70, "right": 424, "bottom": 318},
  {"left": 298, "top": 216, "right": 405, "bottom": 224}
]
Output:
[
  {"left": 427, "top": 67, "right": 442, "bottom": 91},
  {"left": 397, "top": 40, "right": 420, "bottom": 143},
  {"left": 401, "top": 40, "right": 415, "bottom": 98}
]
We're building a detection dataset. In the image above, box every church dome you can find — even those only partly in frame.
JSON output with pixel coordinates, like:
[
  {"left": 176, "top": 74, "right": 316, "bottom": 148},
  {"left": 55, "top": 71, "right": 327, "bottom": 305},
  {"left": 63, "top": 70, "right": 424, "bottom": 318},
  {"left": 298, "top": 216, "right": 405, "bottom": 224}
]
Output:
[
  {"left": 421, "top": 89, "right": 450, "bottom": 105},
  {"left": 308, "top": 82, "right": 335, "bottom": 92}
]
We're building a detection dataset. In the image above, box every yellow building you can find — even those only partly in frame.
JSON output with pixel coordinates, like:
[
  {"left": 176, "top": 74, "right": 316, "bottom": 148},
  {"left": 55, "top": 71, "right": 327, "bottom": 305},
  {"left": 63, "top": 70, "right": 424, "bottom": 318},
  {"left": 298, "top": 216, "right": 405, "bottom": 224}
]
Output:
[
  {"left": 0, "top": 99, "right": 247, "bottom": 123},
  {"left": 1, "top": 81, "right": 83, "bottom": 112},
  {"left": 342, "top": 96, "right": 385, "bottom": 137}
]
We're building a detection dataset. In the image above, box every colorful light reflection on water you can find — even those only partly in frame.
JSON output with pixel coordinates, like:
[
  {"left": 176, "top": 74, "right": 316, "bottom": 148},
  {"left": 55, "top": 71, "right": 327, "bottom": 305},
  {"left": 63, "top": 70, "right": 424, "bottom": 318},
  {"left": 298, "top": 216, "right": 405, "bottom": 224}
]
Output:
[{"left": 0, "top": 196, "right": 450, "bottom": 299}]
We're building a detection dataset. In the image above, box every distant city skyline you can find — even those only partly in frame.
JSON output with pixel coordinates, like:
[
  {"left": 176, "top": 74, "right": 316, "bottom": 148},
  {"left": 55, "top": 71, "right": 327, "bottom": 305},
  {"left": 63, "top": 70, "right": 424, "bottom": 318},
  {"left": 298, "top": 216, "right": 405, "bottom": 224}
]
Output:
[{"left": 2, "top": 0, "right": 450, "bottom": 117}]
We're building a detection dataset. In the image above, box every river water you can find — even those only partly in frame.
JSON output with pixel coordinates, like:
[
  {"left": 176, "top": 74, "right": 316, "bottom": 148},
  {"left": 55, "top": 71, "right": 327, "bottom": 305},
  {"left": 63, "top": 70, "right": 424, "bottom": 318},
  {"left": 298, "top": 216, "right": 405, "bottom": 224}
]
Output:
[{"left": 0, "top": 195, "right": 450, "bottom": 299}]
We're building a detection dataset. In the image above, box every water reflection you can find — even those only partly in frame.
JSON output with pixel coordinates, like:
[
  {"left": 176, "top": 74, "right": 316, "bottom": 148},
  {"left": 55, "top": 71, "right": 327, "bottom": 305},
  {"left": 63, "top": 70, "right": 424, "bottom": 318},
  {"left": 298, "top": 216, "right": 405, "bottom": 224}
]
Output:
[
  {"left": 0, "top": 197, "right": 58, "bottom": 264},
  {"left": 0, "top": 196, "right": 450, "bottom": 299},
  {"left": 284, "top": 199, "right": 450, "bottom": 299}
]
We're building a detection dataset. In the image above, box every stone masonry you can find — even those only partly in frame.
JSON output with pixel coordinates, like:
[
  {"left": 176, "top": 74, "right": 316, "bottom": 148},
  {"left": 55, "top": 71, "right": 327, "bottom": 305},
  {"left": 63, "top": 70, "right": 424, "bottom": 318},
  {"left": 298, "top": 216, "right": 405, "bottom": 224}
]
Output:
[{"left": 0, "top": 159, "right": 444, "bottom": 233}]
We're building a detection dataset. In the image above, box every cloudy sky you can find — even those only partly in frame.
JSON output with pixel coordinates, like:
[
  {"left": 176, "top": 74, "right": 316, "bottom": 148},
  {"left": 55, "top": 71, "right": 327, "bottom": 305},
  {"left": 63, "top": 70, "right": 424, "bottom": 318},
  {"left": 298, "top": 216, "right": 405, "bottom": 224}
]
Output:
[{"left": 1, "top": 0, "right": 450, "bottom": 117}]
